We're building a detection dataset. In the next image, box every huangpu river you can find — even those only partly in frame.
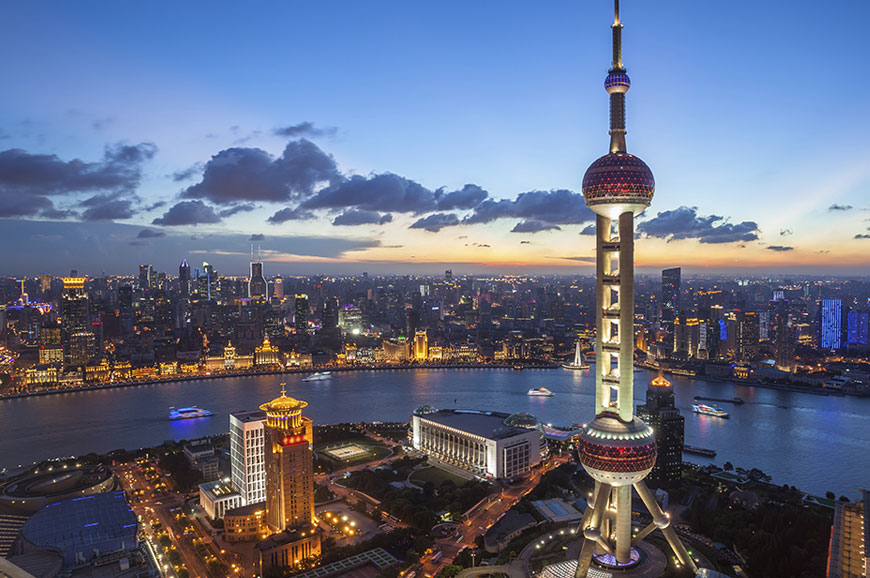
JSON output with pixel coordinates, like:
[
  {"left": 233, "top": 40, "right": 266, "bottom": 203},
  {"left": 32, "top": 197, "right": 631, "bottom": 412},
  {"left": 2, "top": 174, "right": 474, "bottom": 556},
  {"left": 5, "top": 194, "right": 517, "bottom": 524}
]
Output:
[{"left": 2, "top": 368, "right": 867, "bottom": 499}]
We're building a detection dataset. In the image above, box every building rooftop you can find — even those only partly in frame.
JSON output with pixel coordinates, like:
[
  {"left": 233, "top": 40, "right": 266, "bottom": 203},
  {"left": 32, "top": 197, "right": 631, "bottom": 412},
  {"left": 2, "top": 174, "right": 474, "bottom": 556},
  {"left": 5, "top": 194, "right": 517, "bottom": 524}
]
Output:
[
  {"left": 225, "top": 501, "right": 266, "bottom": 518},
  {"left": 230, "top": 409, "right": 267, "bottom": 423},
  {"left": 200, "top": 480, "right": 238, "bottom": 499},
  {"left": 417, "top": 409, "right": 527, "bottom": 440}
]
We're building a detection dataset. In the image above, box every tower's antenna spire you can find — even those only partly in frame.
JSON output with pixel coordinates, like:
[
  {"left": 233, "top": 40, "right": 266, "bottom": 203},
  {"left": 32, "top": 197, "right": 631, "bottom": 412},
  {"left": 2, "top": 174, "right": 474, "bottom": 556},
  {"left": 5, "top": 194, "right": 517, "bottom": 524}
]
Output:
[
  {"left": 605, "top": 0, "right": 630, "bottom": 153},
  {"left": 611, "top": 0, "right": 623, "bottom": 72}
]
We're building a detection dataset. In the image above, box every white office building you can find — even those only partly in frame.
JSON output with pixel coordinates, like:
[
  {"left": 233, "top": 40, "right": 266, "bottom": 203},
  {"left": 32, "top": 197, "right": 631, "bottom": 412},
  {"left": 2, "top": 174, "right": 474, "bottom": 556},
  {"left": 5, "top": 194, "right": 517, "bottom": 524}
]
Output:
[
  {"left": 410, "top": 408, "right": 545, "bottom": 480},
  {"left": 230, "top": 409, "right": 267, "bottom": 505}
]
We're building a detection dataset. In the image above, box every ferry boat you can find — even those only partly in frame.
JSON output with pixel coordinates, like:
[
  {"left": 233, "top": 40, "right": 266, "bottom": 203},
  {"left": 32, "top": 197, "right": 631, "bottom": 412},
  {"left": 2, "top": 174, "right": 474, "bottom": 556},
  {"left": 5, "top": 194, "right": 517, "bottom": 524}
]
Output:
[
  {"left": 692, "top": 403, "right": 729, "bottom": 418},
  {"left": 683, "top": 444, "right": 717, "bottom": 457},
  {"left": 168, "top": 407, "right": 215, "bottom": 420},
  {"left": 302, "top": 371, "right": 332, "bottom": 382},
  {"left": 562, "top": 341, "right": 590, "bottom": 370},
  {"left": 527, "top": 387, "right": 554, "bottom": 397}
]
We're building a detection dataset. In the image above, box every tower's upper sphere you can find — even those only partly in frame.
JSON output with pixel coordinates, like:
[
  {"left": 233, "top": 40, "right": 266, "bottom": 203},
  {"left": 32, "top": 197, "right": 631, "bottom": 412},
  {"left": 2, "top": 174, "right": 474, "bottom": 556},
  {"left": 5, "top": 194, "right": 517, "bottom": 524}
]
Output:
[
  {"left": 605, "top": 72, "right": 631, "bottom": 94},
  {"left": 577, "top": 413, "right": 657, "bottom": 486},
  {"left": 582, "top": 152, "right": 654, "bottom": 217}
]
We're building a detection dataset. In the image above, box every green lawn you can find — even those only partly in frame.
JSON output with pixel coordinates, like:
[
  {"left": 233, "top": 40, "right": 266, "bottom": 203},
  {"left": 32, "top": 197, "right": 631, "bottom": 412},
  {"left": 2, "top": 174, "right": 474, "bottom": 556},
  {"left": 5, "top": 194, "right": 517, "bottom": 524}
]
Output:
[
  {"left": 409, "top": 466, "right": 468, "bottom": 487},
  {"left": 315, "top": 440, "right": 393, "bottom": 468}
]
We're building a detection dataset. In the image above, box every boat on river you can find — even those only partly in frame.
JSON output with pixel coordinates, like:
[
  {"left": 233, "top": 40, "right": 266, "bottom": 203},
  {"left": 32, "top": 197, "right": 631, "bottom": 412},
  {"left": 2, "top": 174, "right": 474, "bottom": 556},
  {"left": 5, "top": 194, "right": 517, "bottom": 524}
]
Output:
[
  {"left": 302, "top": 371, "right": 332, "bottom": 382},
  {"left": 692, "top": 403, "right": 729, "bottom": 418},
  {"left": 527, "top": 387, "right": 554, "bottom": 397},
  {"left": 683, "top": 445, "right": 717, "bottom": 457},
  {"left": 168, "top": 407, "right": 215, "bottom": 420}
]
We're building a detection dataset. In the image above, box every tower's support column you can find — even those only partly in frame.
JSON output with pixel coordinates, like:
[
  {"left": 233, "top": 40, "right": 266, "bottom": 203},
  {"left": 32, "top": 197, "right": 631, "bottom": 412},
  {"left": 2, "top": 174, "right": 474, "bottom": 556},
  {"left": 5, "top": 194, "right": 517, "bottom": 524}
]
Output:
[
  {"left": 617, "top": 211, "right": 634, "bottom": 422},
  {"left": 575, "top": 482, "right": 611, "bottom": 577},
  {"left": 595, "top": 213, "right": 611, "bottom": 414},
  {"left": 614, "top": 485, "right": 633, "bottom": 563},
  {"left": 634, "top": 481, "right": 698, "bottom": 572}
]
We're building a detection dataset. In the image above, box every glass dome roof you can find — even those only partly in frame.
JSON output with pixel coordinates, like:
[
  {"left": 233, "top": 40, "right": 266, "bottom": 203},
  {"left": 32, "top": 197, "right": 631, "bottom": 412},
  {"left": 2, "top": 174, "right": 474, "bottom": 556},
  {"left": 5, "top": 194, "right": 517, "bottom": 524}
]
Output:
[
  {"left": 413, "top": 405, "right": 439, "bottom": 416},
  {"left": 503, "top": 412, "right": 543, "bottom": 430}
]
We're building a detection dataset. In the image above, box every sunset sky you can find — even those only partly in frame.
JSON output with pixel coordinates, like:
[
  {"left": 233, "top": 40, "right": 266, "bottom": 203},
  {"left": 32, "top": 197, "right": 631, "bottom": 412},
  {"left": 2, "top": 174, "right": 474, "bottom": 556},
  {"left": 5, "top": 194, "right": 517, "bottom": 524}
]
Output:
[{"left": 2, "top": 0, "right": 869, "bottom": 276}]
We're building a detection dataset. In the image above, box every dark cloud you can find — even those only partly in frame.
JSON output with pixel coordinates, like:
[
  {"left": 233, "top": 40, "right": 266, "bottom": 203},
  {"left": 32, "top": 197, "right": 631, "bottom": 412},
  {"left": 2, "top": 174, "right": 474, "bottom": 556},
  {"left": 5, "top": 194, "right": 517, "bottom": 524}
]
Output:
[
  {"left": 637, "top": 206, "right": 759, "bottom": 244},
  {"left": 511, "top": 220, "right": 561, "bottom": 233},
  {"left": 766, "top": 245, "right": 794, "bottom": 252},
  {"left": 171, "top": 163, "right": 204, "bottom": 182},
  {"left": 268, "top": 206, "right": 316, "bottom": 224},
  {"left": 465, "top": 189, "right": 594, "bottom": 226},
  {"left": 92, "top": 117, "right": 115, "bottom": 131},
  {"left": 780, "top": 228, "right": 792, "bottom": 236},
  {"left": 137, "top": 229, "right": 165, "bottom": 238},
  {"left": 855, "top": 234, "right": 870, "bottom": 239},
  {"left": 79, "top": 194, "right": 135, "bottom": 221},
  {"left": 559, "top": 256, "right": 596, "bottom": 263},
  {"left": 828, "top": 204, "right": 853, "bottom": 211},
  {"left": 520, "top": 240, "right": 531, "bottom": 244},
  {"left": 409, "top": 213, "right": 460, "bottom": 233},
  {"left": 218, "top": 203, "right": 257, "bottom": 218},
  {"left": 0, "top": 142, "right": 156, "bottom": 218},
  {"left": 331, "top": 209, "right": 392, "bottom": 226},
  {"left": 579, "top": 224, "right": 596, "bottom": 235},
  {"left": 435, "top": 184, "right": 488, "bottom": 211},
  {"left": 182, "top": 139, "right": 340, "bottom": 205},
  {"left": 272, "top": 122, "right": 337, "bottom": 138},
  {"left": 249, "top": 234, "right": 265, "bottom": 241},
  {"left": 143, "top": 201, "right": 166, "bottom": 211},
  {"left": 304, "top": 173, "right": 432, "bottom": 213},
  {"left": 152, "top": 200, "right": 221, "bottom": 226}
]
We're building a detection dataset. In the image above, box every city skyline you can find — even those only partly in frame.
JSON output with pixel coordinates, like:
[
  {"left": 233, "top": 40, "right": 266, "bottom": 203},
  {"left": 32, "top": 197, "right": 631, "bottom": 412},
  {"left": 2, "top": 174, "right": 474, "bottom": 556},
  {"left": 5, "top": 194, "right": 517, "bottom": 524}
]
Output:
[{"left": 2, "top": 1, "right": 870, "bottom": 275}]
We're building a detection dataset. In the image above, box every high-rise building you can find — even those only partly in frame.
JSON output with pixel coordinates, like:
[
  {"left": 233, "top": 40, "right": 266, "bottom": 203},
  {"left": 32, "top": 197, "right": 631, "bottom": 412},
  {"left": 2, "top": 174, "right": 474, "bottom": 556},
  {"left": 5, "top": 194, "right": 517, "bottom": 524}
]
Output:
[
  {"left": 773, "top": 298, "right": 795, "bottom": 372},
  {"left": 294, "top": 294, "right": 308, "bottom": 334},
  {"left": 273, "top": 277, "right": 284, "bottom": 300},
  {"left": 661, "top": 267, "right": 681, "bottom": 329},
  {"left": 249, "top": 261, "right": 267, "bottom": 299},
  {"left": 736, "top": 311, "right": 760, "bottom": 362},
  {"left": 413, "top": 330, "right": 428, "bottom": 361},
  {"left": 847, "top": 310, "right": 869, "bottom": 346},
  {"left": 60, "top": 278, "right": 89, "bottom": 335},
  {"left": 636, "top": 375, "right": 684, "bottom": 486},
  {"left": 574, "top": 2, "right": 696, "bottom": 573},
  {"left": 179, "top": 259, "right": 191, "bottom": 299},
  {"left": 138, "top": 265, "right": 152, "bottom": 290},
  {"left": 260, "top": 385, "right": 315, "bottom": 533},
  {"left": 230, "top": 410, "right": 267, "bottom": 506},
  {"left": 39, "top": 273, "right": 51, "bottom": 295},
  {"left": 820, "top": 299, "right": 843, "bottom": 350}
]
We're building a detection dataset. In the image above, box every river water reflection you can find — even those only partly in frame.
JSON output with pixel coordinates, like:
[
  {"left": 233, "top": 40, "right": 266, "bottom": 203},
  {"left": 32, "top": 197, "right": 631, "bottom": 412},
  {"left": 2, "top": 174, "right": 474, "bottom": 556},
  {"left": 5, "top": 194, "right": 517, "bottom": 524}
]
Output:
[{"left": 2, "top": 367, "right": 867, "bottom": 498}]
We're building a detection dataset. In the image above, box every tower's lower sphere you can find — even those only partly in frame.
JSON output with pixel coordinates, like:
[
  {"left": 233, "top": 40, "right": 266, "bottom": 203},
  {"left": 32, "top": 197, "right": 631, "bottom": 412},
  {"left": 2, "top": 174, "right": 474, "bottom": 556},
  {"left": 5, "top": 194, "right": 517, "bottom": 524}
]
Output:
[
  {"left": 578, "top": 413, "right": 657, "bottom": 486},
  {"left": 582, "top": 152, "right": 654, "bottom": 217}
]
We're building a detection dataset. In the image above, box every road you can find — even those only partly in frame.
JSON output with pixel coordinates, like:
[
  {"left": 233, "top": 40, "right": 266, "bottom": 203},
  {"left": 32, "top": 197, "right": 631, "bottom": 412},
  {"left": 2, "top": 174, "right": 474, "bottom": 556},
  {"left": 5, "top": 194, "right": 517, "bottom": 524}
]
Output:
[
  {"left": 114, "top": 460, "right": 229, "bottom": 578},
  {"left": 418, "top": 454, "right": 572, "bottom": 578}
]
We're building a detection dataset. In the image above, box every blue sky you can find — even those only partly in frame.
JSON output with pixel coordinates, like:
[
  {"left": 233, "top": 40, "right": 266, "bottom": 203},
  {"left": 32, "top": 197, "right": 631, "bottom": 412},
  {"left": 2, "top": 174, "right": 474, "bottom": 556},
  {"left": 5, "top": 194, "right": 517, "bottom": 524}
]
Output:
[{"left": 2, "top": 0, "right": 869, "bottom": 276}]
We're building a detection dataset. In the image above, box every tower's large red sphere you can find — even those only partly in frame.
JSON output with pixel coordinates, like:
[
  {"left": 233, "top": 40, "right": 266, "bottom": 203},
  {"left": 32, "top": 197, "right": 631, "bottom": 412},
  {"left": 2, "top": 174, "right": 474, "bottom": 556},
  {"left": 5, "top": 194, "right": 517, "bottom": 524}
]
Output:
[
  {"left": 582, "top": 152, "right": 654, "bottom": 214},
  {"left": 578, "top": 413, "right": 657, "bottom": 486}
]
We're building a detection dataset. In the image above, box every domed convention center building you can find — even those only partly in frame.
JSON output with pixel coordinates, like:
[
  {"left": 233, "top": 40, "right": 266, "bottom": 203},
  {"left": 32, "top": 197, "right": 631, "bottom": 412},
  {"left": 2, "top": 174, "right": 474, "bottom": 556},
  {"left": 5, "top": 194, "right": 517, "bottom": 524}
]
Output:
[{"left": 410, "top": 408, "right": 545, "bottom": 480}]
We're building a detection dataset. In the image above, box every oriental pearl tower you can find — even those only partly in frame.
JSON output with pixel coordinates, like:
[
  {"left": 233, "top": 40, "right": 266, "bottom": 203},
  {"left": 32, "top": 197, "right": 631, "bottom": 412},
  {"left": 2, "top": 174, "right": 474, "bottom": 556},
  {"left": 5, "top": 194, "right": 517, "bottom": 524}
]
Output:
[{"left": 574, "top": 1, "right": 698, "bottom": 574}]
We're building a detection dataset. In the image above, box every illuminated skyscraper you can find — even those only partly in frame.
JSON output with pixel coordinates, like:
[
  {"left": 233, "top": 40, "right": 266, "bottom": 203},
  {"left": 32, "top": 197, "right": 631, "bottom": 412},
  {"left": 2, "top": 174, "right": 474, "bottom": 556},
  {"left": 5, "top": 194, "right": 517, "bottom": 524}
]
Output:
[
  {"left": 661, "top": 267, "right": 680, "bottom": 329},
  {"left": 636, "top": 375, "right": 684, "bottom": 486},
  {"left": 294, "top": 294, "right": 309, "bottom": 334},
  {"left": 179, "top": 259, "right": 191, "bottom": 299},
  {"left": 249, "top": 261, "right": 267, "bottom": 299},
  {"left": 820, "top": 299, "right": 843, "bottom": 350},
  {"left": 138, "top": 264, "right": 152, "bottom": 290},
  {"left": 260, "top": 385, "right": 315, "bottom": 532},
  {"left": 574, "top": 1, "right": 696, "bottom": 573},
  {"left": 413, "top": 330, "right": 428, "bottom": 361}
]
